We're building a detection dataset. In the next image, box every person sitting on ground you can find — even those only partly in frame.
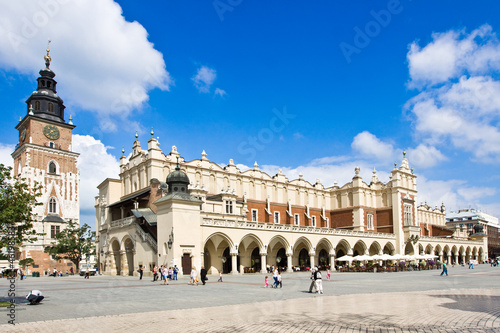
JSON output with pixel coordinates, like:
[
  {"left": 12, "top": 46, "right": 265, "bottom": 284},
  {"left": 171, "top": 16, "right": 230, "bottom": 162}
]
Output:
[{"left": 26, "top": 290, "right": 44, "bottom": 305}]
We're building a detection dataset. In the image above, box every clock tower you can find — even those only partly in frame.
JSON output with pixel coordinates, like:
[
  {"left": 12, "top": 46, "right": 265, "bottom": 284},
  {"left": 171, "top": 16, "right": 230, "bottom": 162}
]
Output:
[{"left": 11, "top": 45, "right": 80, "bottom": 274}]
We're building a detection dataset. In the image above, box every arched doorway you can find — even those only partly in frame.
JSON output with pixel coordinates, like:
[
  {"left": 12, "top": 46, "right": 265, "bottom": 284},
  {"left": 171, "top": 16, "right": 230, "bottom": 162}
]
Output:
[
  {"left": 251, "top": 247, "right": 261, "bottom": 271},
  {"left": 318, "top": 249, "right": 328, "bottom": 269},
  {"left": 299, "top": 249, "right": 310, "bottom": 269},
  {"left": 222, "top": 247, "right": 232, "bottom": 274},
  {"left": 275, "top": 248, "right": 286, "bottom": 270}
]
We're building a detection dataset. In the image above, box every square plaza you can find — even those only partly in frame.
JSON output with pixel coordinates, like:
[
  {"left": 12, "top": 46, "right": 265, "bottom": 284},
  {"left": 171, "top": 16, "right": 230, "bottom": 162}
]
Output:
[{"left": 1, "top": 264, "right": 499, "bottom": 332}]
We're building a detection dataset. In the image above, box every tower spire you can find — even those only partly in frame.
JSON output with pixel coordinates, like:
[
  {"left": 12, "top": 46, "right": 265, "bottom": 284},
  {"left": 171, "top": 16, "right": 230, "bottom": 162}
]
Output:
[{"left": 44, "top": 40, "right": 51, "bottom": 69}]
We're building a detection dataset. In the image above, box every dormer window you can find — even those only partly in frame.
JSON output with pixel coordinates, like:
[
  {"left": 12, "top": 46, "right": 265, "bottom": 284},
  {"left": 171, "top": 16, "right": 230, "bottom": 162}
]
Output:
[
  {"left": 48, "top": 103, "right": 54, "bottom": 113},
  {"left": 35, "top": 101, "right": 41, "bottom": 111}
]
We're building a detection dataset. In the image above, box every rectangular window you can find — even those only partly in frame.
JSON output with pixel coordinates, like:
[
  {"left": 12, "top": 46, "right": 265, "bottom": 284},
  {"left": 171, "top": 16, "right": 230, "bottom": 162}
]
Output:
[
  {"left": 251, "top": 209, "right": 258, "bottom": 222},
  {"left": 274, "top": 211, "right": 280, "bottom": 224},
  {"left": 312, "top": 216, "right": 316, "bottom": 227},
  {"left": 294, "top": 214, "right": 299, "bottom": 226},
  {"left": 225, "top": 201, "right": 233, "bottom": 214},
  {"left": 367, "top": 214, "right": 374, "bottom": 230},
  {"left": 50, "top": 225, "right": 60, "bottom": 238},
  {"left": 404, "top": 204, "right": 413, "bottom": 226}
]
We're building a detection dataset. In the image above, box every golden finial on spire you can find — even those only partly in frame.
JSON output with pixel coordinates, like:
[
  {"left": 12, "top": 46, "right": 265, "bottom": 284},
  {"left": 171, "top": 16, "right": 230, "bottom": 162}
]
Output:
[{"left": 44, "top": 39, "right": 51, "bottom": 68}]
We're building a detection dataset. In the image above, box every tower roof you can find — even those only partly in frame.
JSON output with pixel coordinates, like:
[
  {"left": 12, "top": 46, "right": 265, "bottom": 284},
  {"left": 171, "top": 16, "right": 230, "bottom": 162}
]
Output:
[{"left": 25, "top": 43, "right": 66, "bottom": 124}]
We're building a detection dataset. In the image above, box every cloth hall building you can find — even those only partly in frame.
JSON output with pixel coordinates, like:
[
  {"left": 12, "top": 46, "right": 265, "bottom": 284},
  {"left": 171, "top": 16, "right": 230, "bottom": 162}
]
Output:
[{"left": 95, "top": 135, "right": 487, "bottom": 276}]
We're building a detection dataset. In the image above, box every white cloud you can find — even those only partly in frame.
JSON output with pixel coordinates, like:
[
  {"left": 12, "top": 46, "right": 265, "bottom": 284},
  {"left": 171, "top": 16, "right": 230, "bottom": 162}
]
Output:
[
  {"left": 214, "top": 88, "right": 227, "bottom": 97},
  {"left": 407, "top": 144, "right": 447, "bottom": 168},
  {"left": 351, "top": 131, "right": 395, "bottom": 161},
  {"left": 293, "top": 132, "right": 304, "bottom": 140},
  {"left": 405, "top": 25, "right": 500, "bottom": 163},
  {"left": 72, "top": 134, "right": 120, "bottom": 224},
  {"left": 0, "top": 143, "right": 15, "bottom": 168},
  {"left": 414, "top": 175, "right": 465, "bottom": 209},
  {"left": 457, "top": 186, "right": 496, "bottom": 202},
  {"left": 0, "top": 0, "right": 172, "bottom": 130},
  {"left": 192, "top": 66, "right": 216, "bottom": 93},
  {"left": 407, "top": 24, "right": 500, "bottom": 87}
]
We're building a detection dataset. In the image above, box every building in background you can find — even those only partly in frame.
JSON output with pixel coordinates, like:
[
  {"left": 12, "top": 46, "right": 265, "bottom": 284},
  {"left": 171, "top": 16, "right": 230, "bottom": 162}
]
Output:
[
  {"left": 11, "top": 48, "right": 79, "bottom": 274},
  {"left": 96, "top": 135, "right": 488, "bottom": 277},
  {"left": 446, "top": 209, "right": 500, "bottom": 259}
]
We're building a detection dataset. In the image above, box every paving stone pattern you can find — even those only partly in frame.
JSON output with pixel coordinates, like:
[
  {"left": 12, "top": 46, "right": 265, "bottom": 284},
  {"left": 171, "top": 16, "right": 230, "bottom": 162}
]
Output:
[{"left": 1, "top": 264, "right": 499, "bottom": 332}]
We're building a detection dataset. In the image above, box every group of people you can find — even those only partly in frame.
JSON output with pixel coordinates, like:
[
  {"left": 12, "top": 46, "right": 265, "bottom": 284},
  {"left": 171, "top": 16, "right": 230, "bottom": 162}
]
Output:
[
  {"left": 150, "top": 265, "right": 179, "bottom": 284},
  {"left": 188, "top": 266, "right": 208, "bottom": 285},
  {"left": 265, "top": 268, "right": 283, "bottom": 288}
]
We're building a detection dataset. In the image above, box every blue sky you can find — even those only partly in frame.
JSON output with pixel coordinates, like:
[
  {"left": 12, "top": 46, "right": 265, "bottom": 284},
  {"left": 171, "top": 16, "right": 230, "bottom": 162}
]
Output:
[{"left": 1, "top": 0, "right": 500, "bottom": 230}]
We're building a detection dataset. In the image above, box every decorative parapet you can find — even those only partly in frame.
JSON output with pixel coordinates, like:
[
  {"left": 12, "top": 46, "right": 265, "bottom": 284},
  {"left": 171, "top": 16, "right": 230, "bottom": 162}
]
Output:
[
  {"left": 201, "top": 218, "right": 396, "bottom": 239},
  {"left": 109, "top": 216, "right": 136, "bottom": 229},
  {"left": 419, "top": 235, "right": 483, "bottom": 245}
]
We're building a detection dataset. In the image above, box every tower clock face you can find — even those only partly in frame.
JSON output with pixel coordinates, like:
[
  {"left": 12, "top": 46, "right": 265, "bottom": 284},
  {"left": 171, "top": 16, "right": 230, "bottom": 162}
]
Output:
[
  {"left": 43, "top": 125, "right": 60, "bottom": 140},
  {"left": 21, "top": 128, "right": 26, "bottom": 142}
]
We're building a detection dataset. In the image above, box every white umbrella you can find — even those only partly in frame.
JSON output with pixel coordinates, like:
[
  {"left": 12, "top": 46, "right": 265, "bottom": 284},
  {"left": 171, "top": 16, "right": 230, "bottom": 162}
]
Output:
[
  {"left": 335, "top": 255, "right": 354, "bottom": 262},
  {"left": 380, "top": 254, "right": 395, "bottom": 260},
  {"left": 424, "top": 254, "right": 438, "bottom": 260},
  {"left": 414, "top": 254, "right": 426, "bottom": 260},
  {"left": 353, "top": 255, "right": 373, "bottom": 261},
  {"left": 391, "top": 254, "right": 405, "bottom": 260}
]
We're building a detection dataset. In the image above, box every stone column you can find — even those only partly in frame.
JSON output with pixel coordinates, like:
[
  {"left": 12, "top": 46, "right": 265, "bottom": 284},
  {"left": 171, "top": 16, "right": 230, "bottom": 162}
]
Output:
[
  {"left": 260, "top": 252, "right": 267, "bottom": 274},
  {"left": 439, "top": 252, "right": 443, "bottom": 263},
  {"left": 329, "top": 253, "right": 336, "bottom": 271},
  {"left": 231, "top": 253, "right": 238, "bottom": 275},
  {"left": 286, "top": 253, "right": 293, "bottom": 273},
  {"left": 109, "top": 252, "right": 117, "bottom": 276},
  {"left": 454, "top": 254, "right": 459, "bottom": 265},
  {"left": 309, "top": 252, "right": 315, "bottom": 269},
  {"left": 120, "top": 250, "right": 128, "bottom": 276}
]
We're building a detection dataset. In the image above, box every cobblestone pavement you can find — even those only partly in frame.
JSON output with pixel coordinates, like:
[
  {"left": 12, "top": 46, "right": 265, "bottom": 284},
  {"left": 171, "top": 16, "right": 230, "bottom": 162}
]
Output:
[{"left": 1, "top": 265, "right": 499, "bottom": 332}]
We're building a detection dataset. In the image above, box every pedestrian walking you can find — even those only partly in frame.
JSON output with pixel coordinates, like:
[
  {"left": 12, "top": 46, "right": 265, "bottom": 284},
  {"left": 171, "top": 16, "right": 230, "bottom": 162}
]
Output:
[
  {"left": 200, "top": 266, "right": 207, "bottom": 285},
  {"left": 277, "top": 272, "right": 282, "bottom": 288},
  {"left": 440, "top": 262, "right": 448, "bottom": 276},
  {"left": 272, "top": 269, "right": 278, "bottom": 288},
  {"left": 218, "top": 271, "right": 223, "bottom": 282},
  {"left": 138, "top": 265, "right": 144, "bottom": 280},
  {"left": 162, "top": 266, "right": 169, "bottom": 285},
  {"left": 173, "top": 265, "right": 178, "bottom": 280},
  {"left": 314, "top": 267, "right": 323, "bottom": 294},
  {"left": 265, "top": 276, "right": 269, "bottom": 288},
  {"left": 326, "top": 268, "right": 331, "bottom": 281},
  {"left": 308, "top": 268, "right": 316, "bottom": 293},
  {"left": 152, "top": 265, "right": 158, "bottom": 282}
]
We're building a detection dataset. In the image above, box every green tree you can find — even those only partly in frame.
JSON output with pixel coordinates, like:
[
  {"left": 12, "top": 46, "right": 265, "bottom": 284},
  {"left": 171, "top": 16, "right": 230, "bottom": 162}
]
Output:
[
  {"left": 19, "top": 257, "right": 35, "bottom": 269},
  {"left": 45, "top": 221, "right": 95, "bottom": 272},
  {"left": 0, "top": 164, "right": 42, "bottom": 248}
]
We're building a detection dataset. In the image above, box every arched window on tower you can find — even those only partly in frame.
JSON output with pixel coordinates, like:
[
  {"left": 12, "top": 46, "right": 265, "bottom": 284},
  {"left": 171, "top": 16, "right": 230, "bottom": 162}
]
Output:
[
  {"left": 35, "top": 101, "right": 41, "bottom": 111},
  {"left": 48, "top": 161, "right": 57, "bottom": 174},
  {"left": 49, "top": 197, "right": 57, "bottom": 214},
  {"left": 48, "top": 103, "right": 54, "bottom": 113}
]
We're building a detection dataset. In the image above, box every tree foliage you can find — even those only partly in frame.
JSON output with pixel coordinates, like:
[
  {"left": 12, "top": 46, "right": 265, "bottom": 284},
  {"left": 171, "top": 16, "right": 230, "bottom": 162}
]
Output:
[
  {"left": 45, "top": 221, "right": 95, "bottom": 271},
  {"left": 0, "top": 164, "right": 42, "bottom": 247},
  {"left": 19, "top": 257, "right": 35, "bottom": 268}
]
